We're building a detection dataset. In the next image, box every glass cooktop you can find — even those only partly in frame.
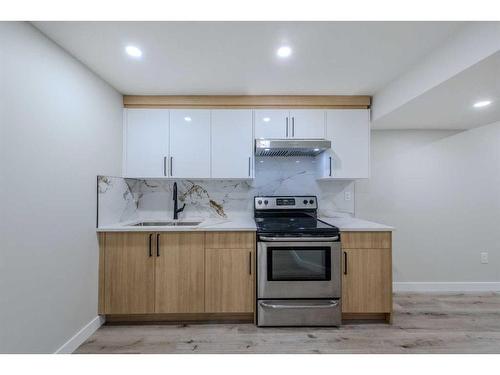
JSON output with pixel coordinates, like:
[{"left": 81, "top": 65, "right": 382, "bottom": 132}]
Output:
[{"left": 255, "top": 213, "right": 339, "bottom": 236}]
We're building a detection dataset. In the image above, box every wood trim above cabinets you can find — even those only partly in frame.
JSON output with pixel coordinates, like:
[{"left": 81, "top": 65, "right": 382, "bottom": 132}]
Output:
[{"left": 123, "top": 95, "right": 372, "bottom": 109}]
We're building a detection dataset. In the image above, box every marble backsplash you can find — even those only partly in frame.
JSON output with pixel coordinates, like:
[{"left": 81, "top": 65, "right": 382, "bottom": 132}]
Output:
[
  {"left": 97, "top": 176, "right": 139, "bottom": 226},
  {"left": 97, "top": 157, "right": 355, "bottom": 226}
]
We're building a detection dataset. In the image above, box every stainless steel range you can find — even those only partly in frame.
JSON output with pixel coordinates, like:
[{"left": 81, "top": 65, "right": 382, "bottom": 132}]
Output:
[{"left": 255, "top": 196, "right": 342, "bottom": 326}]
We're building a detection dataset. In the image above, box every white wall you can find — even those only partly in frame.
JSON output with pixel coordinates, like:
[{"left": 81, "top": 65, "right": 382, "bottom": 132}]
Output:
[
  {"left": 0, "top": 22, "right": 123, "bottom": 353},
  {"left": 356, "top": 123, "right": 500, "bottom": 285}
]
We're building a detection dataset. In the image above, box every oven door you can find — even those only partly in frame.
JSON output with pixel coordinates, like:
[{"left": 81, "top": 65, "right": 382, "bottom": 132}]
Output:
[{"left": 257, "top": 239, "right": 341, "bottom": 299}]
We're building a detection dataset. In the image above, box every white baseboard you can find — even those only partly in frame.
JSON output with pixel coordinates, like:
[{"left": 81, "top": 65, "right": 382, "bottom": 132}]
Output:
[
  {"left": 55, "top": 315, "right": 105, "bottom": 354},
  {"left": 394, "top": 282, "right": 500, "bottom": 293}
]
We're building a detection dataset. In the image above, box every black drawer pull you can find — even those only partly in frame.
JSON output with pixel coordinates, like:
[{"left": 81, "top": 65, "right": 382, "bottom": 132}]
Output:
[
  {"left": 148, "top": 234, "right": 153, "bottom": 257},
  {"left": 156, "top": 233, "right": 160, "bottom": 257}
]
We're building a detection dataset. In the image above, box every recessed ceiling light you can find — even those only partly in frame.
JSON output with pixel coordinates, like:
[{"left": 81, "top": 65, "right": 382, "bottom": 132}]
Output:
[
  {"left": 184, "top": 116, "right": 192, "bottom": 122},
  {"left": 473, "top": 100, "right": 492, "bottom": 108},
  {"left": 125, "top": 45, "right": 142, "bottom": 58},
  {"left": 263, "top": 117, "right": 271, "bottom": 122},
  {"left": 313, "top": 148, "right": 320, "bottom": 152},
  {"left": 277, "top": 46, "right": 292, "bottom": 58}
]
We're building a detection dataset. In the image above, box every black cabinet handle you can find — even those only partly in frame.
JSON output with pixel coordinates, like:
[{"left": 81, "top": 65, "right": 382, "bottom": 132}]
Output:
[
  {"left": 249, "top": 251, "right": 252, "bottom": 275},
  {"left": 329, "top": 156, "right": 332, "bottom": 177},
  {"left": 285, "top": 117, "right": 289, "bottom": 137},
  {"left": 170, "top": 157, "right": 173, "bottom": 177},
  {"left": 343, "top": 251, "right": 348, "bottom": 275},
  {"left": 156, "top": 233, "right": 160, "bottom": 257},
  {"left": 148, "top": 234, "right": 153, "bottom": 257},
  {"left": 292, "top": 117, "right": 295, "bottom": 137},
  {"left": 163, "top": 156, "right": 167, "bottom": 176}
]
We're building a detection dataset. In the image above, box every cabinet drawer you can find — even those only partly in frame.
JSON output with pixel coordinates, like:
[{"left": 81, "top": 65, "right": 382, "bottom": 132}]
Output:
[
  {"left": 257, "top": 299, "right": 341, "bottom": 326},
  {"left": 341, "top": 232, "right": 391, "bottom": 249},
  {"left": 205, "top": 231, "right": 255, "bottom": 249}
]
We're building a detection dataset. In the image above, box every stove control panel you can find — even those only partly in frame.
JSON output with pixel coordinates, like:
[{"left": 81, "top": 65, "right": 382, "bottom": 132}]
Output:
[{"left": 255, "top": 196, "right": 317, "bottom": 210}]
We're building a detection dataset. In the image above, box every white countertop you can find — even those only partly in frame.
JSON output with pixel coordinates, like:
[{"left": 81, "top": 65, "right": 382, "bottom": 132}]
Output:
[
  {"left": 97, "top": 217, "right": 257, "bottom": 232},
  {"left": 97, "top": 216, "right": 392, "bottom": 232},
  {"left": 319, "top": 216, "right": 395, "bottom": 232}
]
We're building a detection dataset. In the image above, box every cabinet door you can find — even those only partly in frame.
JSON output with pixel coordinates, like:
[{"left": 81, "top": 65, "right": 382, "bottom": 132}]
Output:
[
  {"left": 342, "top": 248, "right": 392, "bottom": 313},
  {"left": 205, "top": 248, "right": 254, "bottom": 313},
  {"left": 155, "top": 232, "right": 205, "bottom": 313},
  {"left": 289, "top": 110, "right": 325, "bottom": 139},
  {"left": 169, "top": 109, "right": 211, "bottom": 178},
  {"left": 321, "top": 109, "right": 370, "bottom": 179},
  {"left": 254, "top": 110, "right": 288, "bottom": 139},
  {"left": 103, "top": 233, "right": 155, "bottom": 314},
  {"left": 211, "top": 110, "right": 253, "bottom": 178},
  {"left": 124, "top": 109, "right": 169, "bottom": 178}
]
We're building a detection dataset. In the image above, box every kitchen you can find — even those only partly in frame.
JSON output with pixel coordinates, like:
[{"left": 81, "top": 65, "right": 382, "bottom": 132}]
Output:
[
  {"left": 2, "top": 6, "right": 500, "bottom": 370},
  {"left": 97, "top": 103, "right": 393, "bottom": 327}
]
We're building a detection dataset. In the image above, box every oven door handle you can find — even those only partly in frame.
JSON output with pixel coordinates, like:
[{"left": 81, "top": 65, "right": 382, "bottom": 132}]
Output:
[
  {"left": 259, "top": 235, "right": 339, "bottom": 242},
  {"left": 260, "top": 301, "right": 339, "bottom": 309}
]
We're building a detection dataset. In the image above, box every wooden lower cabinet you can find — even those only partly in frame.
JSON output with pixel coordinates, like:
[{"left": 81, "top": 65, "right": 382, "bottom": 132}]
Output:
[
  {"left": 204, "top": 232, "right": 255, "bottom": 313},
  {"left": 155, "top": 232, "right": 205, "bottom": 313},
  {"left": 205, "top": 248, "right": 254, "bottom": 313},
  {"left": 102, "top": 232, "right": 155, "bottom": 314},
  {"left": 100, "top": 230, "right": 392, "bottom": 322},
  {"left": 99, "top": 231, "right": 255, "bottom": 319},
  {"left": 341, "top": 231, "right": 393, "bottom": 321},
  {"left": 342, "top": 248, "right": 392, "bottom": 313}
]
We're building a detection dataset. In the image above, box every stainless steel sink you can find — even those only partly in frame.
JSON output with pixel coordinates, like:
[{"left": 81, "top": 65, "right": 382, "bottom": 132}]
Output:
[
  {"left": 129, "top": 221, "right": 202, "bottom": 227},
  {"left": 172, "top": 222, "right": 202, "bottom": 226}
]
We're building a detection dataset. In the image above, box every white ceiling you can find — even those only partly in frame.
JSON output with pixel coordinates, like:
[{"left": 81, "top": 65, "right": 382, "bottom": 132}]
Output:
[
  {"left": 373, "top": 51, "right": 500, "bottom": 130},
  {"left": 33, "top": 21, "right": 463, "bottom": 95}
]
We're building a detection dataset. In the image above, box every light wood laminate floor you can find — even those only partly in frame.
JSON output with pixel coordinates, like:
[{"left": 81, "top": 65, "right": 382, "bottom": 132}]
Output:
[{"left": 75, "top": 293, "right": 500, "bottom": 353}]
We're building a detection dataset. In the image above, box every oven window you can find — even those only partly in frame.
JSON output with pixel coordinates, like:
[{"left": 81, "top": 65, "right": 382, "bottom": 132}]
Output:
[{"left": 267, "top": 247, "right": 331, "bottom": 281}]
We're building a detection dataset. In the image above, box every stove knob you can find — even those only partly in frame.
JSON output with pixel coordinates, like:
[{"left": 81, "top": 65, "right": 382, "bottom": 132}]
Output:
[
  {"left": 309, "top": 199, "right": 314, "bottom": 204},
  {"left": 303, "top": 199, "right": 308, "bottom": 204},
  {"left": 257, "top": 200, "right": 262, "bottom": 205},
  {"left": 264, "top": 200, "right": 269, "bottom": 205}
]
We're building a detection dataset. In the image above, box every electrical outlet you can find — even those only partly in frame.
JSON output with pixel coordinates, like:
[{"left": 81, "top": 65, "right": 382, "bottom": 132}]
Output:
[
  {"left": 344, "top": 191, "right": 352, "bottom": 201},
  {"left": 480, "top": 252, "right": 489, "bottom": 264}
]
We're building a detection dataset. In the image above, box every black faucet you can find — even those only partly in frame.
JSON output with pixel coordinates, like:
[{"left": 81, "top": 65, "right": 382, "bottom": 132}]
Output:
[{"left": 172, "top": 182, "right": 186, "bottom": 220}]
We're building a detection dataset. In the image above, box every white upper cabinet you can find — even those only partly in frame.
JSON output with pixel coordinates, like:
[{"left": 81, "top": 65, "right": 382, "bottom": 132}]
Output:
[
  {"left": 169, "top": 109, "right": 211, "bottom": 179},
  {"left": 124, "top": 109, "right": 169, "bottom": 178},
  {"left": 211, "top": 110, "right": 254, "bottom": 179},
  {"left": 254, "top": 110, "right": 288, "bottom": 139},
  {"left": 254, "top": 109, "right": 325, "bottom": 139},
  {"left": 318, "top": 109, "right": 370, "bottom": 179},
  {"left": 289, "top": 110, "right": 326, "bottom": 139},
  {"left": 123, "top": 107, "right": 367, "bottom": 180}
]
